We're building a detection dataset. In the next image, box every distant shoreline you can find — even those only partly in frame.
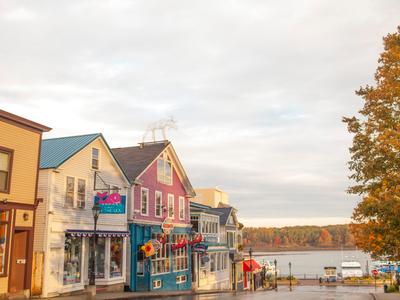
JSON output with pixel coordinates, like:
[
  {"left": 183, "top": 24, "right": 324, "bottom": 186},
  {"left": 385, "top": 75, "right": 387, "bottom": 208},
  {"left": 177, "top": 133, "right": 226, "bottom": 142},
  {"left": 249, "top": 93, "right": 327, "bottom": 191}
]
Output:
[{"left": 244, "top": 247, "right": 358, "bottom": 254}]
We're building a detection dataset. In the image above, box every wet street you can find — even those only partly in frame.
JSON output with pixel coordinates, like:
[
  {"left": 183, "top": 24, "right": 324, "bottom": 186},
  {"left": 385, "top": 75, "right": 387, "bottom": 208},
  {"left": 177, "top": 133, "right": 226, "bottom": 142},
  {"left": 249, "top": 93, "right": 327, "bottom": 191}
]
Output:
[{"left": 146, "top": 286, "right": 379, "bottom": 300}]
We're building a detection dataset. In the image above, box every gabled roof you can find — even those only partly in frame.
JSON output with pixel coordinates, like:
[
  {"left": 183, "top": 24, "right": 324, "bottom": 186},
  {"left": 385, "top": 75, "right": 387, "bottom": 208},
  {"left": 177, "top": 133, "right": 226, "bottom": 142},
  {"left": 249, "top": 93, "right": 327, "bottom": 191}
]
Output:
[
  {"left": 112, "top": 141, "right": 195, "bottom": 197},
  {"left": 112, "top": 142, "right": 168, "bottom": 182},
  {"left": 190, "top": 201, "right": 222, "bottom": 216},
  {"left": 40, "top": 133, "right": 129, "bottom": 183},
  {"left": 210, "top": 207, "right": 234, "bottom": 225},
  {"left": 0, "top": 109, "right": 51, "bottom": 132},
  {"left": 40, "top": 133, "right": 101, "bottom": 169}
]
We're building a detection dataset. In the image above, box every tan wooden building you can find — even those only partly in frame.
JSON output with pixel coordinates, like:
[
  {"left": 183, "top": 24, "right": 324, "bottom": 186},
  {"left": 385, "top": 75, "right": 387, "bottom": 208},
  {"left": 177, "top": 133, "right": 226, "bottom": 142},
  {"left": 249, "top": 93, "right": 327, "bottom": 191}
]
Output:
[{"left": 0, "top": 110, "right": 51, "bottom": 298}]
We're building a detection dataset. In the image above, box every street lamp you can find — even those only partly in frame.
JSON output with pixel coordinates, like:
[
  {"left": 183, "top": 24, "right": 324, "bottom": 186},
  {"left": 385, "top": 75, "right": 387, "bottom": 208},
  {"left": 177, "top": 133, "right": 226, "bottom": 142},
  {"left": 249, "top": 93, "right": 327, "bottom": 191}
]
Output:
[
  {"left": 89, "top": 203, "right": 101, "bottom": 292},
  {"left": 289, "top": 262, "right": 292, "bottom": 291},
  {"left": 274, "top": 259, "right": 278, "bottom": 292},
  {"left": 249, "top": 248, "right": 253, "bottom": 291}
]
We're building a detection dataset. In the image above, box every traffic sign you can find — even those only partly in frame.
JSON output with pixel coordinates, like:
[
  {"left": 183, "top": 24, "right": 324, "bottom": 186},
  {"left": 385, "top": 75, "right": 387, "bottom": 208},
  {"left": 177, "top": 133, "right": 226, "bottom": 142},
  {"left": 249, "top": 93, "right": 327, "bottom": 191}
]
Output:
[{"left": 372, "top": 269, "right": 379, "bottom": 276}]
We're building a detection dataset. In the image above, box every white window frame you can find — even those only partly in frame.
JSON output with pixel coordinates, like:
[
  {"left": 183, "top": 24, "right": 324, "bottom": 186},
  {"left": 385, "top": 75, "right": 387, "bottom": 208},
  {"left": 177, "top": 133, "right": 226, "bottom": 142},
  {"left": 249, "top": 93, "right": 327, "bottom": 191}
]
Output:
[
  {"left": 178, "top": 196, "right": 185, "bottom": 220},
  {"left": 157, "top": 153, "right": 173, "bottom": 185},
  {"left": 65, "top": 176, "right": 75, "bottom": 208},
  {"left": 210, "top": 253, "right": 216, "bottom": 273},
  {"left": 151, "top": 233, "right": 170, "bottom": 275},
  {"left": 91, "top": 147, "right": 100, "bottom": 170},
  {"left": 173, "top": 234, "right": 189, "bottom": 272},
  {"left": 77, "top": 178, "right": 86, "bottom": 209},
  {"left": 176, "top": 274, "right": 187, "bottom": 284},
  {"left": 155, "top": 191, "right": 162, "bottom": 218},
  {"left": 168, "top": 194, "right": 174, "bottom": 218},
  {"left": 227, "top": 231, "right": 236, "bottom": 249},
  {"left": 140, "top": 188, "right": 149, "bottom": 216}
]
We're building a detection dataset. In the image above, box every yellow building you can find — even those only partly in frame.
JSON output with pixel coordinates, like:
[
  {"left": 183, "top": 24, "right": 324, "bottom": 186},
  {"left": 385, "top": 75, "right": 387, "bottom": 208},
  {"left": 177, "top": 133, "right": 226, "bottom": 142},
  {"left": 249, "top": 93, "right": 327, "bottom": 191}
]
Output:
[
  {"left": 193, "top": 187, "right": 229, "bottom": 208},
  {"left": 193, "top": 187, "right": 244, "bottom": 291},
  {"left": 0, "top": 110, "right": 50, "bottom": 298}
]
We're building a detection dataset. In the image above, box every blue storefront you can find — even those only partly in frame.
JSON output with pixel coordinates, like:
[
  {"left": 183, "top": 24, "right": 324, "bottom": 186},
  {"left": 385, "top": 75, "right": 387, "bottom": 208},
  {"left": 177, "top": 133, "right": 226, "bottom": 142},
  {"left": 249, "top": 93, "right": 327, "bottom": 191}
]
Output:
[{"left": 129, "top": 223, "right": 192, "bottom": 291}]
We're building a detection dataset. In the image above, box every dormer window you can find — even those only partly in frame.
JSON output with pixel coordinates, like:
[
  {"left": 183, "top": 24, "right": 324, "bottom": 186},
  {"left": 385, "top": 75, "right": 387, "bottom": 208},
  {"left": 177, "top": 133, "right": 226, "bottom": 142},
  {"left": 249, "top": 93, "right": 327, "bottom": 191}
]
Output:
[{"left": 157, "top": 153, "right": 172, "bottom": 185}]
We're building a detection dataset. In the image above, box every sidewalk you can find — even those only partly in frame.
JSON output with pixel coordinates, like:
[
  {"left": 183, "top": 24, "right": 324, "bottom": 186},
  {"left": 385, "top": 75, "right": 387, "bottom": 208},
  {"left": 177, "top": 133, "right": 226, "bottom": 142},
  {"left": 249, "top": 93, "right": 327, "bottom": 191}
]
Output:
[
  {"left": 372, "top": 293, "right": 400, "bottom": 300},
  {"left": 42, "top": 289, "right": 236, "bottom": 300}
]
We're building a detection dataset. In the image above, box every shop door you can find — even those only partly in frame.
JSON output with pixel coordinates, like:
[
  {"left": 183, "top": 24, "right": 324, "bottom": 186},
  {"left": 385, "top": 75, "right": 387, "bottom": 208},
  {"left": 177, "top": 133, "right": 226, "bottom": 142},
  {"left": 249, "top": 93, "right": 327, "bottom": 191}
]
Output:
[{"left": 9, "top": 230, "right": 28, "bottom": 293}]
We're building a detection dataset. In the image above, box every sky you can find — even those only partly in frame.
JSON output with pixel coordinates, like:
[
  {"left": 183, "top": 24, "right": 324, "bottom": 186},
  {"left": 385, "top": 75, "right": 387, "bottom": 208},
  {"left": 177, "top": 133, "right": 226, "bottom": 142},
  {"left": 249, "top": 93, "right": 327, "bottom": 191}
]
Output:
[{"left": 0, "top": 1, "right": 399, "bottom": 227}]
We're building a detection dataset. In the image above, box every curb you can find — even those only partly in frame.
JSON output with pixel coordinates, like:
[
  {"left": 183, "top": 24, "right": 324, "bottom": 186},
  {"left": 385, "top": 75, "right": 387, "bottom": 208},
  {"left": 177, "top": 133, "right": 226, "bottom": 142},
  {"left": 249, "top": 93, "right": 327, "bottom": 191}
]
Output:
[{"left": 101, "top": 290, "right": 236, "bottom": 300}]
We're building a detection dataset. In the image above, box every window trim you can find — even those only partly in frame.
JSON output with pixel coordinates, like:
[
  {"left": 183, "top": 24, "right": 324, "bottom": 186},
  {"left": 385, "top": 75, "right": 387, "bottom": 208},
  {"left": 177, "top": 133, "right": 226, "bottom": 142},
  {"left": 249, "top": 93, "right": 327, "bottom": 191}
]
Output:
[
  {"left": 227, "top": 230, "right": 236, "bottom": 249},
  {"left": 178, "top": 196, "right": 185, "bottom": 220},
  {"left": 210, "top": 252, "right": 216, "bottom": 273},
  {"left": 91, "top": 147, "right": 100, "bottom": 170},
  {"left": 172, "top": 234, "right": 189, "bottom": 272},
  {"left": 167, "top": 194, "right": 174, "bottom": 219},
  {"left": 65, "top": 176, "right": 75, "bottom": 208},
  {"left": 140, "top": 188, "right": 149, "bottom": 216},
  {"left": 76, "top": 178, "right": 86, "bottom": 209},
  {"left": 0, "top": 147, "right": 13, "bottom": 194},
  {"left": 157, "top": 153, "right": 173, "bottom": 186},
  {"left": 155, "top": 191, "right": 162, "bottom": 218},
  {"left": 176, "top": 274, "right": 187, "bottom": 284},
  {"left": 0, "top": 210, "right": 11, "bottom": 277}
]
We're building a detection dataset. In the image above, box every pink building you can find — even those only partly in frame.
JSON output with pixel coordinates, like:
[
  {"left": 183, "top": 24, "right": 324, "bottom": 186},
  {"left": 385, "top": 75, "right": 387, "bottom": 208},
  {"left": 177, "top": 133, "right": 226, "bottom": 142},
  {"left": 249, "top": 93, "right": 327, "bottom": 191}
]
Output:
[{"left": 112, "top": 141, "right": 195, "bottom": 291}]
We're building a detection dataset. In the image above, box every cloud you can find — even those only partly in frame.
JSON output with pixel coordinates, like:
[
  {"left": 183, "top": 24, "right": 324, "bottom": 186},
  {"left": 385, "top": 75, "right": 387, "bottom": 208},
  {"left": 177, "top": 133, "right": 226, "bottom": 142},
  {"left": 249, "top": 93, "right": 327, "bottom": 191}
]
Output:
[{"left": 0, "top": 0, "right": 399, "bottom": 226}]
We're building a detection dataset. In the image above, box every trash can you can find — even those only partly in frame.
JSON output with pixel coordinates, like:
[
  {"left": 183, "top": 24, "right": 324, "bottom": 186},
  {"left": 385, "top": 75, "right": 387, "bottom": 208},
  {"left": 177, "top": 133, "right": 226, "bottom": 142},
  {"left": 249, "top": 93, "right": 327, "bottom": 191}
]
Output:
[{"left": 384, "top": 284, "right": 388, "bottom": 293}]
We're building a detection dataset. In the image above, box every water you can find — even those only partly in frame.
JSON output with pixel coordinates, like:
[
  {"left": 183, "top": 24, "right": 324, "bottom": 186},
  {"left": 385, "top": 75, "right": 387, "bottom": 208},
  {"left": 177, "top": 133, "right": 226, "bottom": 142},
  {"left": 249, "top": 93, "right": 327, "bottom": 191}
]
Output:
[{"left": 251, "top": 250, "right": 372, "bottom": 277}]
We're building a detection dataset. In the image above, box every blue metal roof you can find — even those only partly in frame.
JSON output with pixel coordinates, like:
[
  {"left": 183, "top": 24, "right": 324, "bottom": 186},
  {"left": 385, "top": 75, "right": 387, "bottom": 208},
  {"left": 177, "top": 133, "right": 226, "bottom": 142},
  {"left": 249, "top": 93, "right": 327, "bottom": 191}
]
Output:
[{"left": 40, "top": 133, "right": 101, "bottom": 169}]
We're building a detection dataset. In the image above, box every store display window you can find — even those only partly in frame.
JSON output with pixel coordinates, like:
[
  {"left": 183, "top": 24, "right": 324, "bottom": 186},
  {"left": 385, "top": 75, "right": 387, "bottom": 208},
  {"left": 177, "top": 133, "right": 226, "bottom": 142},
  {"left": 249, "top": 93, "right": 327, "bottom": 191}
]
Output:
[
  {"left": 110, "top": 237, "right": 123, "bottom": 278},
  {"left": 88, "top": 237, "right": 106, "bottom": 278},
  {"left": 64, "top": 235, "right": 82, "bottom": 285}
]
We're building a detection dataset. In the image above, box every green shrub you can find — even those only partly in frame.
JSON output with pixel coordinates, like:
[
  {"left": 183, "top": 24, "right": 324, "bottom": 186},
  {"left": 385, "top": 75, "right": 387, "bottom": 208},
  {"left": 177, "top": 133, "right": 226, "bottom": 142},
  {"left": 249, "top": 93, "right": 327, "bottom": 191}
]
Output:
[{"left": 386, "top": 285, "right": 397, "bottom": 293}]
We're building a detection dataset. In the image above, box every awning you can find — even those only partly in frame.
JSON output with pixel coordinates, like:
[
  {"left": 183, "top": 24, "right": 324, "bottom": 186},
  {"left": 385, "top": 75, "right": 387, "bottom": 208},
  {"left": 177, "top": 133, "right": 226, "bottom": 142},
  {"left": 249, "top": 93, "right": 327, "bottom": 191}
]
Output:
[
  {"left": 66, "top": 230, "right": 130, "bottom": 238},
  {"left": 243, "top": 259, "right": 261, "bottom": 272}
]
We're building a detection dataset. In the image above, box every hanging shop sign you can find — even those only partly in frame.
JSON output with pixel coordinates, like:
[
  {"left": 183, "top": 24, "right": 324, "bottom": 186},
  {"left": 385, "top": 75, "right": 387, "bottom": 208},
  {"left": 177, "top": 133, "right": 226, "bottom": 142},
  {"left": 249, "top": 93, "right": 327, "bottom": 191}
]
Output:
[
  {"left": 193, "top": 244, "right": 208, "bottom": 253},
  {"left": 161, "top": 217, "right": 174, "bottom": 234},
  {"left": 157, "top": 234, "right": 167, "bottom": 244},
  {"left": 149, "top": 239, "right": 162, "bottom": 252},
  {"left": 189, "top": 233, "right": 203, "bottom": 246},
  {"left": 94, "top": 192, "right": 126, "bottom": 214},
  {"left": 141, "top": 240, "right": 156, "bottom": 257},
  {"left": 172, "top": 237, "right": 187, "bottom": 251}
]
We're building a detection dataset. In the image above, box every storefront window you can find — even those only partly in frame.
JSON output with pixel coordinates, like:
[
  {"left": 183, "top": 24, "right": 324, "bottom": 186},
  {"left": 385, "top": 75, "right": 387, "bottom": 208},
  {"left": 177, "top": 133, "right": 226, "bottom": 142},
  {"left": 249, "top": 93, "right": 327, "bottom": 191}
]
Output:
[
  {"left": 110, "top": 237, "right": 123, "bottom": 278},
  {"left": 172, "top": 234, "right": 188, "bottom": 271},
  {"left": 88, "top": 237, "right": 105, "bottom": 278},
  {"left": 0, "top": 210, "right": 9, "bottom": 276},
  {"left": 210, "top": 253, "right": 216, "bottom": 272},
  {"left": 151, "top": 233, "right": 170, "bottom": 274},
  {"left": 64, "top": 235, "right": 82, "bottom": 285}
]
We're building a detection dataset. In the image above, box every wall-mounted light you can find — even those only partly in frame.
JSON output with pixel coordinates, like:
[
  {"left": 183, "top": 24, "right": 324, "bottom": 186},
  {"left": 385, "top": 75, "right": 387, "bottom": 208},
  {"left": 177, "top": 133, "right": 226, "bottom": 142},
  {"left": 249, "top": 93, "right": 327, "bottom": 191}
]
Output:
[
  {"left": 1, "top": 198, "right": 8, "bottom": 204},
  {"left": 23, "top": 212, "right": 29, "bottom": 221}
]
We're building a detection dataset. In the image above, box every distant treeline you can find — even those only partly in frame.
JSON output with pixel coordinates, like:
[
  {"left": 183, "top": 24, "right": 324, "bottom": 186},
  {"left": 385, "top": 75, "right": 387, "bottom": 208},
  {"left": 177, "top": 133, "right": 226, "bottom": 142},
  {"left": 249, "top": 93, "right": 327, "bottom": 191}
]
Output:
[{"left": 243, "top": 224, "right": 356, "bottom": 251}]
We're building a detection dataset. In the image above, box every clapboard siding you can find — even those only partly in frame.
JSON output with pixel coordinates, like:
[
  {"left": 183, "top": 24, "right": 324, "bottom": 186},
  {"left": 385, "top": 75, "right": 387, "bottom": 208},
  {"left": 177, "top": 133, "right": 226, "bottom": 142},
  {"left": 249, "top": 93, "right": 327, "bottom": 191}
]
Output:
[
  {"left": 47, "top": 137, "right": 128, "bottom": 231},
  {"left": 132, "top": 148, "right": 190, "bottom": 225},
  {"left": 0, "top": 119, "right": 41, "bottom": 204},
  {"left": 33, "top": 169, "right": 51, "bottom": 252}
]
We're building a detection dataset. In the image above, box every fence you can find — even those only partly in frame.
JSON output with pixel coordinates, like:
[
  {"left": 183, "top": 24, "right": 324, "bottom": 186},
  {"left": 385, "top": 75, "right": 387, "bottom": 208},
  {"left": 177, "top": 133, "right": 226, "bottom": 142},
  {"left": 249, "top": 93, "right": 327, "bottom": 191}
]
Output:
[{"left": 279, "top": 273, "right": 321, "bottom": 280}]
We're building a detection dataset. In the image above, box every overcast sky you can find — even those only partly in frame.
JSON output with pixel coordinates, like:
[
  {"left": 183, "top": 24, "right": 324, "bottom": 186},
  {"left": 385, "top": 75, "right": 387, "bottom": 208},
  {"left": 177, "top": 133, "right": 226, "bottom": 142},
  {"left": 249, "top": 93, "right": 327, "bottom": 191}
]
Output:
[{"left": 1, "top": 1, "right": 399, "bottom": 227}]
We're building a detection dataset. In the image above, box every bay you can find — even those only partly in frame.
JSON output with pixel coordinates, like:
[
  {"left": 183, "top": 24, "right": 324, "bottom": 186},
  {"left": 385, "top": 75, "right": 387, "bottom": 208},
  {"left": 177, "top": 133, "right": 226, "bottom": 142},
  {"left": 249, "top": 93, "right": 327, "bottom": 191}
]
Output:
[{"left": 251, "top": 250, "right": 372, "bottom": 278}]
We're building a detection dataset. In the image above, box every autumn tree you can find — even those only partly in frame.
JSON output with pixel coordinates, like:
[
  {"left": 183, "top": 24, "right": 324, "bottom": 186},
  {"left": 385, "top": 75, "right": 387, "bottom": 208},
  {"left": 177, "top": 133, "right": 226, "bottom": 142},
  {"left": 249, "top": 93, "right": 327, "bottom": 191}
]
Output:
[
  {"left": 343, "top": 26, "right": 400, "bottom": 259},
  {"left": 319, "top": 229, "right": 332, "bottom": 246}
]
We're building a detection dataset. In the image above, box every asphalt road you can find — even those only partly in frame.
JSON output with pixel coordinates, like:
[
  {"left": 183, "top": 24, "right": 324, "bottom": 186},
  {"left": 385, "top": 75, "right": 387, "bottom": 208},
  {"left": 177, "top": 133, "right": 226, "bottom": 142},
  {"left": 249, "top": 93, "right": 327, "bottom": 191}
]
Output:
[{"left": 143, "top": 286, "right": 379, "bottom": 300}]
